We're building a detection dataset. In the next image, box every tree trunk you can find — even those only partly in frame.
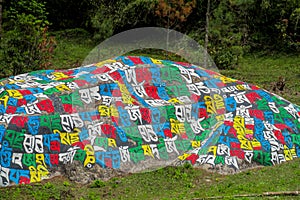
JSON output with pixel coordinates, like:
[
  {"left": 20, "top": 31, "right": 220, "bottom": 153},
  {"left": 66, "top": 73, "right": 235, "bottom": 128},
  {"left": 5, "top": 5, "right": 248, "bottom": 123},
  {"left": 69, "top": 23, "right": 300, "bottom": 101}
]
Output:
[
  {"left": 0, "top": 0, "right": 3, "bottom": 38},
  {"left": 204, "top": 0, "right": 210, "bottom": 69}
]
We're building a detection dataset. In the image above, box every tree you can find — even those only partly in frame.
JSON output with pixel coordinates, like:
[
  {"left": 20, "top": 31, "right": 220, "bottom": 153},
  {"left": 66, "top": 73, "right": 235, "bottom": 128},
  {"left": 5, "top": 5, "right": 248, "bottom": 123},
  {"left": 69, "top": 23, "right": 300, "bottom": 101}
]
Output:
[
  {"left": 44, "top": 0, "right": 101, "bottom": 30},
  {"left": 0, "top": 0, "right": 2, "bottom": 37},
  {"left": 204, "top": 0, "right": 210, "bottom": 68},
  {"left": 0, "top": 0, "right": 55, "bottom": 77},
  {"left": 205, "top": 0, "right": 254, "bottom": 69},
  {"left": 91, "top": 0, "right": 157, "bottom": 42},
  {"left": 245, "top": 0, "right": 300, "bottom": 51},
  {"left": 155, "top": 0, "right": 196, "bottom": 31},
  {"left": 153, "top": 0, "right": 196, "bottom": 58}
]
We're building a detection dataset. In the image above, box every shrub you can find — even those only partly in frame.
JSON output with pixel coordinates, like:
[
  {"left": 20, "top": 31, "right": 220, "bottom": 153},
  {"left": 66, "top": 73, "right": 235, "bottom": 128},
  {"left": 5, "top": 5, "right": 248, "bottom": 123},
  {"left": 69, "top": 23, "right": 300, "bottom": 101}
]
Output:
[{"left": 0, "top": 0, "right": 55, "bottom": 78}]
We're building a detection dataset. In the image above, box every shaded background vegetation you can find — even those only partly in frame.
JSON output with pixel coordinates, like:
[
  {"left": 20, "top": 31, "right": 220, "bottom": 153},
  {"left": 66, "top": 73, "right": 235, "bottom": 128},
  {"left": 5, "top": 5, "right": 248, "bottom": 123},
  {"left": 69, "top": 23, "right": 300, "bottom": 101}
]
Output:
[
  {"left": 0, "top": 2, "right": 299, "bottom": 198},
  {"left": 0, "top": 0, "right": 299, "bottom": 77}
]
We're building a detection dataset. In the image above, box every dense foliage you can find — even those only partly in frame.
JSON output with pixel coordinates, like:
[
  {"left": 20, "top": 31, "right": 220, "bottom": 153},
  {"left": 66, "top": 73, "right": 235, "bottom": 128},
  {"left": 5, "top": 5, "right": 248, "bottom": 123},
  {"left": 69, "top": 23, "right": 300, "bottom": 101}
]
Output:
[
  {"left": 0, "top": 0, "right": 299, "bottom": 76},
  {"left": 0, "top": 0, "right": 55, "bottom": 77}
]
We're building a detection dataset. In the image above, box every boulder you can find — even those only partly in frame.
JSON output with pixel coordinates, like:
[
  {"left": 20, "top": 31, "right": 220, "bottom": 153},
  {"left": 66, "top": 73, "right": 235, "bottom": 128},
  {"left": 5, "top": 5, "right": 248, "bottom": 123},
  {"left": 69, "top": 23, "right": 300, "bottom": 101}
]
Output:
[{"left": 0, "top": 56, "right": 299, "bottom": 186}]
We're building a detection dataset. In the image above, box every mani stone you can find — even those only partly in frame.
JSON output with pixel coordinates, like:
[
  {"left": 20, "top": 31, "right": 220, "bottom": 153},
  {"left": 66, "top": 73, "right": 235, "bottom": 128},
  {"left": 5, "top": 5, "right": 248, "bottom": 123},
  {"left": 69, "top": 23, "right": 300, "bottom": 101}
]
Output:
[{"left": 0, "top": 56, "right": 299, "bottom": 186}]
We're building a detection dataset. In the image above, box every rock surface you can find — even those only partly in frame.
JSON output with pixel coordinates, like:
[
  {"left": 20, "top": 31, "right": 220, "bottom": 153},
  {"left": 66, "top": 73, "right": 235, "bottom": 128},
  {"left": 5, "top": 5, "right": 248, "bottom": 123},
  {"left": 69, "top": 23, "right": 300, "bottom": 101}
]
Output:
[{"left": 0, "top": 56, "right": 299, "bottom": 186}]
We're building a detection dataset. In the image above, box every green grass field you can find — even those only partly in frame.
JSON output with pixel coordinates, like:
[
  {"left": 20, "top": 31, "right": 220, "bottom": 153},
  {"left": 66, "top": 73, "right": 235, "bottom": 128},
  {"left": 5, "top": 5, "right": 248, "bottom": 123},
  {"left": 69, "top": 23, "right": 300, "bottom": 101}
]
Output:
[{"left": 0, "top": 32, "right": 299, "bottom": 199}]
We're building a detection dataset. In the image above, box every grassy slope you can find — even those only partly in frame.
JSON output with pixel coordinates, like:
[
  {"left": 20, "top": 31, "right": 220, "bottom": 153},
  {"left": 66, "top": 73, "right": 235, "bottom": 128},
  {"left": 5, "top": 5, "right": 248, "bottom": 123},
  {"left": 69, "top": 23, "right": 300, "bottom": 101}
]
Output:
[
  {"left": 0, "top": 159, "right": 299, "bottom": 200},
  {"left": 0, "top": 35, "right": 299, "bottom": 199},
  {"left": 221, "top": 54, "right": 300, "bottom": 105}
]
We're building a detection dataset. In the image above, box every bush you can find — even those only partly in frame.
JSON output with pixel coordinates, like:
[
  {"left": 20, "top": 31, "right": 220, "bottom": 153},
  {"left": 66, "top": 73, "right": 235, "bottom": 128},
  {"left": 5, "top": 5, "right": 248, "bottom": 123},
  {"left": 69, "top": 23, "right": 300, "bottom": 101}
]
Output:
[
  {"left": 91, "top": 0, "right": 156, "bottom": 42},
  {"left": 211, "top": 45, "right": 245, "bottom": 70},
  {"left": 0, "top": 0, "right": 55, "bottom": 78}
]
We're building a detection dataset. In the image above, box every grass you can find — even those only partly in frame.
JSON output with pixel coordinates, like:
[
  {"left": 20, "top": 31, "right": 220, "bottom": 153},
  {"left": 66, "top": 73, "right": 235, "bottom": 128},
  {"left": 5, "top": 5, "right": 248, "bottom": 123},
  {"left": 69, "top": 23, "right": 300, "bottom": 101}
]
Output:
[
  {"left": 221, "top": 54, "right": 300, "bottom": 105},
  {"left": 49, "top": 29, "right": 95, "bottom": 70},
  {"left": 0, "top": 159, "right": 299, "bottom": 199}
]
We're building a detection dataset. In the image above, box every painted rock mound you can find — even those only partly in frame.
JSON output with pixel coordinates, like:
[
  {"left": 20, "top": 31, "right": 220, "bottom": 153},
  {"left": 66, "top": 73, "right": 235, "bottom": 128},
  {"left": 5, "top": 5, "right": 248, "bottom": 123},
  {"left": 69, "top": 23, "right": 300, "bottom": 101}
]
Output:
[{"left": 0, "top": 56, "right": 299, "bottom": 186}]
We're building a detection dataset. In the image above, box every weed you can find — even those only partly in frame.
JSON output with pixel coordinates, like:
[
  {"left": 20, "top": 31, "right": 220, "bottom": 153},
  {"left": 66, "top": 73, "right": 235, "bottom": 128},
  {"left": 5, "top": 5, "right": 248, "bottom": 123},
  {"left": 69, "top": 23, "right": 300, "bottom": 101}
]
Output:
[
  {"left": 88, "top": 191, "right": 100, "bottom": 200},
  {"left": 31, "top": 190, "right": 44, "bottom": 200},
  {"left": 185, "top": 182, "right": 195, "bottom": 188},
  {"left": 43, "top": 182, "right": 54, "bottom": 189},
  {"left": 63, "top": 181, "right": 71, "bottom": 187},
  {"left": 12, "top": 187, "right": 21, "bottom": 199},
  {"left": 90, "top": 179, "right": 106, "bottom": 188},
  {"left": 183, "top": 162, "right": 193, "bottom": 169}
]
